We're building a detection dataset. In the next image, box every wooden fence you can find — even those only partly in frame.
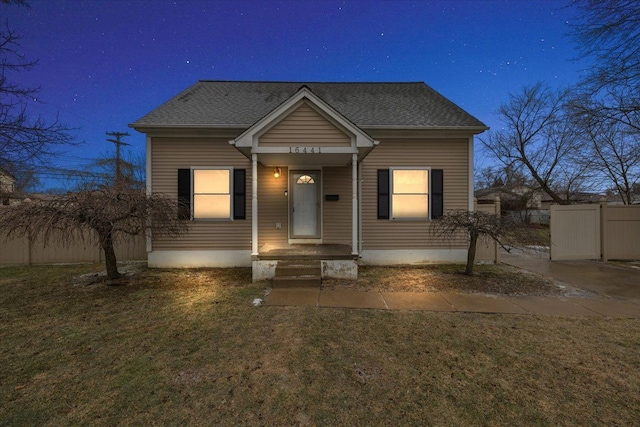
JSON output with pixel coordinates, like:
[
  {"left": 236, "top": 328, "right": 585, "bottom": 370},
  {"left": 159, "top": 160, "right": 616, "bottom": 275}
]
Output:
[
  {"left": 2, "top": 198, "right": 503, "bottom": 266},
  {"left": 550, "top": 202, "right": 640, "bottom": 261},
  {"left": 475, "top": 197, "right": 501, "bottom": 264},
  {"left": 0, "top": 230, "right": 146, "bottom": 265}
]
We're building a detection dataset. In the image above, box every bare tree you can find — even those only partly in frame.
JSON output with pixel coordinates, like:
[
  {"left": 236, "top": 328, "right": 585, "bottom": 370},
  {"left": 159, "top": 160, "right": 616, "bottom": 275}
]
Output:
[
  {"left": 570, "top": 0, "right": 640, "bottom": 130},
  {"left": 475, "top": 165, "right": 543, "bottom": 223},
  {"left": 83, "top": 150, "right": 145, "bottom": 191},
  {"left": 481, "top": 83, "right": 590, "bottom": 204},
  {"left": 0, "top": 183, "right": 188, "bottom": 279},
  {"left": 567, "top": 0, "right": 640, "bottom": 202},
  {"left": 574, "top": 111, "right": 640, "bottom": 204},
  {"left": 1, "top": 1, "right": 29, "bottom": 6},
  {"left": 431, "top": 209, "right": 511, "bottom": 276},
  {"left": 475, "top": 164, "right": 530, "bottom": 190},
  {"left": 0, "top": 19, "right": 74, "bottom": 184}
]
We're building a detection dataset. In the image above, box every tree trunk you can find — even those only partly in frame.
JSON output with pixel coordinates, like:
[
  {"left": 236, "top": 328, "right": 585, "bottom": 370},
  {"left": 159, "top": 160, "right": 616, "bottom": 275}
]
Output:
[
  {"left": 521, "top": 157, "right": 569, "bottom": 205},
  {"left": 101, "top": 236, "right": 121, "bottom": 280},
  {"left": 465, "top": 230, "right": 478, "bottom": 276}
]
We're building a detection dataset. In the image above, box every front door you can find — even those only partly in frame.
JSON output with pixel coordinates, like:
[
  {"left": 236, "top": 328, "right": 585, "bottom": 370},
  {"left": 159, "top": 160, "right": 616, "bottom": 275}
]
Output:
[{"left": 291, "top": 171, "right": 320, "bottom": 238}]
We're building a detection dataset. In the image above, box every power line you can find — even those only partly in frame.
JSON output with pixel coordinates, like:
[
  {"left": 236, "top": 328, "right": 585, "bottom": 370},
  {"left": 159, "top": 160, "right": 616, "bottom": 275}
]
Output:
[{"left": 105, "top": 131, "right": 130, "bottom": 185}]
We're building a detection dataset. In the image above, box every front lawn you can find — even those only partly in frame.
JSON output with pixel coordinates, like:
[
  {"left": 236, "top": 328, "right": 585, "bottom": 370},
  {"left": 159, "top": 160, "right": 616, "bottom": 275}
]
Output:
[{"left": 1, "top": 264, "right": 638, "bottom": 425}]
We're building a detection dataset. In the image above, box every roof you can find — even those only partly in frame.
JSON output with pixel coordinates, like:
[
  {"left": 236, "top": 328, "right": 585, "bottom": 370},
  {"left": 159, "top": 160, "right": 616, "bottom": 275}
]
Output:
[
  {"left": 130, "top": 81, "right": 487, "bottom": 130},
  {"left": 0, "top": 167, "right": 16, "bottom": 182}
]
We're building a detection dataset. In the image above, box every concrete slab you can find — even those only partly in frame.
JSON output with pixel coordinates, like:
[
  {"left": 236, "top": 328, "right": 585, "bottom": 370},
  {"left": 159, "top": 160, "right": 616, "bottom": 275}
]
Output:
[
  {"left": 264, "top": 288, "right": 319, "bottom": 307},
  {"left": 381, "top": 292, "right": 455, "bottom": 311},
  {"left": 507, "top": 296, "right": 602, "bottom": 317},
  {"left": 568, "top": 298, "right": 640, "bottom": 318},
  {"left": 318, "top": 290, "right": 387, "bottom": 310},
  {"left": 503, "top": 253, "right": 640, "bottom": 300},
  {"left": 441, "top": 292, "right": 528, "bottom": 314}
]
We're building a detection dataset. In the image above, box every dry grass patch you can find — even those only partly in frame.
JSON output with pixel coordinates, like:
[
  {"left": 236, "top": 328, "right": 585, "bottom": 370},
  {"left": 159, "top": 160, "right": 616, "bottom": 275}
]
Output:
[
  {"left": 324, "top": 264, "right": 580, "bottom": 297},
  {"left": 1, "top": 264, "right": 638, "bottom": 425}
]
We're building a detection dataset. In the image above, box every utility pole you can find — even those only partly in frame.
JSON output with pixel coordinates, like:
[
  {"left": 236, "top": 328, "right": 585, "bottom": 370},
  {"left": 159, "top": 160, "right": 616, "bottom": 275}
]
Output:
[{"left": 106, "top": 131, "right": 130, "bottom": 185}]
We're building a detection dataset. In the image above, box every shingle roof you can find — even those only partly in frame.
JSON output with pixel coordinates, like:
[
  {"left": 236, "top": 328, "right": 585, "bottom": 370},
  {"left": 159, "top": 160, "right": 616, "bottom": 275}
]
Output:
[{"left": 131, "top": 81, "right": 486, "bottom": 129}]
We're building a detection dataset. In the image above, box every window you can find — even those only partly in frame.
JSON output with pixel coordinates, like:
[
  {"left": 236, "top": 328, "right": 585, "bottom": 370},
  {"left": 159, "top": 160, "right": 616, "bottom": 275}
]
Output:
[
  {"left": 193, "top": 168, "right": 231, "bottom": 219},
  {"left": 391, "top": 168, "right": 429, "bottom": 219},
  {"left": 296, "top": 174, "right": 315, "bottom": 184},
  {"left": 177, "top": 168, "right": 246, "bottom": 221},
  {"left": 378, "top": 168, "right": 443, "bottom": 220}
]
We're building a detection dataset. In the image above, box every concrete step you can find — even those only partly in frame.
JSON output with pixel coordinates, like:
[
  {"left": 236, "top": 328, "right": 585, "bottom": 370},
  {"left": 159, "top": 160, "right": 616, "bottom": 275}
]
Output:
[
  {"left": 273, "top": 260, "right": 322, "bottom": 288},
  {"left": 277, "top": 259, "right": 322, "bottom": 267},
  {"left": 275, "top": 265, "right": 321, "bottom": 277}
]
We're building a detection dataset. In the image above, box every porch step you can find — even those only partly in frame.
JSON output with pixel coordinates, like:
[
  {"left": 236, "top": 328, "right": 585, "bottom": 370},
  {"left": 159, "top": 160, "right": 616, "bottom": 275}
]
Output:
[{"left": 272, "top": 260, "right": 322, "bottom": 288}]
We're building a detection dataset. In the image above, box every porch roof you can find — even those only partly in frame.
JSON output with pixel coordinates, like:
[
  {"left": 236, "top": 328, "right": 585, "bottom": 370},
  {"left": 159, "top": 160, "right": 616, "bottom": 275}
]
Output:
[{"left": 130, "top": 81, "right": 487, "bottom": 131}]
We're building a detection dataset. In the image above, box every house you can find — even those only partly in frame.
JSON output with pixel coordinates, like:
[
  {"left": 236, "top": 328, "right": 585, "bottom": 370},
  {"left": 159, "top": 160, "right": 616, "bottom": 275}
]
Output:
[
  {"left": 475, "top": 185, "right": 548, "bottom": 224},
  {"left": 0, "top": 167, "right": 16, "bottom": 205},
  {"left": 0, "top": 167, "right": 16, "bottom": 193},
  {"left": 129, "top": 81, "right": 487, "bottom": 280},
  {"left": 475, "top": 185, "right": 542, "bottom": 209}
]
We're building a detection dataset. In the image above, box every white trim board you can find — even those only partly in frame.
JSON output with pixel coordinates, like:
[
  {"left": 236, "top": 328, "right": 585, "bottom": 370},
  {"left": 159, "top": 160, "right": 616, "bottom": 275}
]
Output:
[
  {"left": 148, "top": 250, "right": 252, "bottom": 268},
  {"left": 360, "top": 249, "right": 467, "bottom": 265}
]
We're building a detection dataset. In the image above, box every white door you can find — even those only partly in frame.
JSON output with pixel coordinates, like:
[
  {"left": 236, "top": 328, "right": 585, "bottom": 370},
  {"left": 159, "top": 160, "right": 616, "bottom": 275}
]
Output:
[{"left": 291, "top": 171, "right": 320, "bottom": 238}]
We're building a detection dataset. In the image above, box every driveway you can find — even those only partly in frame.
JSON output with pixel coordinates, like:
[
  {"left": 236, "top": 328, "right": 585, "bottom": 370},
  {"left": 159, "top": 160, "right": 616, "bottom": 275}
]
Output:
[{"left": 502, "top": 252, "right": 640, "bottom": 300}]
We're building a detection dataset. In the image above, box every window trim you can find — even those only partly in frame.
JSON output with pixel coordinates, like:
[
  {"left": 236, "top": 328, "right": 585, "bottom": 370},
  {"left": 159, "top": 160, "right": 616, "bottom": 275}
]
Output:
[
  {"left": 389, "top": 167, "right": 431, "bottom": 221},
  {"left": 191, "top": 166, "right": 234, "bottom": 221}
]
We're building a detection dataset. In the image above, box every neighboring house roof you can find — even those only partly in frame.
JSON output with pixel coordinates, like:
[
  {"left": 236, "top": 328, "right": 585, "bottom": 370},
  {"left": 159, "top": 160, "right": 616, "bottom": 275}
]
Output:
[
  {"left": 130, "top": 81, "right": 487, "bottom": 130},
  {"left": 540, "top": 191, "right": 605, "bottom": 204},
  {"left": 475, "top": 185, "right": 540, "bottom": 198},
  {"left": 0, "top": 167, "right": 16, "bottom": 182}
]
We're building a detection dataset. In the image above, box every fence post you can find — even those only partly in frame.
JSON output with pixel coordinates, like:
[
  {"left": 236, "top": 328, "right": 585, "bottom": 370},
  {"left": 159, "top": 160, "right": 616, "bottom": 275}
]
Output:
[
  {"left": 495, "top": 196, "right": 501, "bottom": 264},
  {"left": 600, "top": 198, "right": 607, "bottom": 262},
  {"left": 27, "top": 230, "right": 32, "bottom": 266}
]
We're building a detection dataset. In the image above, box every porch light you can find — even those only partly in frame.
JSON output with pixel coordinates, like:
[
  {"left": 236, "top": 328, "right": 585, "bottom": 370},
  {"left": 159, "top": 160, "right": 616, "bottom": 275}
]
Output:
[{"left": 273, "top": 167, "right": 281, "bottom": 178}]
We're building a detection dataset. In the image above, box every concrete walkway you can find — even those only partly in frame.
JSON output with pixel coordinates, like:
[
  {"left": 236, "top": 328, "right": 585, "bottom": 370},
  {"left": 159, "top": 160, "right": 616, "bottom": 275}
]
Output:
[
  {"left": 265, "top": 287, "right": 640, "bottom": 318},
  {"left": 502, "top": 252, "right": 640, "bottom": 300},
  {"left": 265, "top": 254, "right": 640, "bottom": 318}
]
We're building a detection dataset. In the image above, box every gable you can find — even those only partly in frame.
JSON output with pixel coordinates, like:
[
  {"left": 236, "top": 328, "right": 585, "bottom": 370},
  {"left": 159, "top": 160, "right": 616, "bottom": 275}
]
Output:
[
  {"left": 231, "top": 86, "right": 375, "bottom": 150},
  {"left": 259, "top": 102, "right": 351, "bottom": 147}
]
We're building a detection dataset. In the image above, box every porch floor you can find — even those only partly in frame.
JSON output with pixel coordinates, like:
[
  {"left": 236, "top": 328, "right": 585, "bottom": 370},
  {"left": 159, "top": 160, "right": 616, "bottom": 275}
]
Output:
[{"left": 257, "top": 243, "right": 357, "bottom": 260}]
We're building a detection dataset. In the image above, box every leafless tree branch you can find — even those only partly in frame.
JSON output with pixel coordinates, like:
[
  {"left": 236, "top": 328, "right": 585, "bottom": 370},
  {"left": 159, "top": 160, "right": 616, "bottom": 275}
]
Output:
[
  {"left": 0, "top": 184, "right": 188, "bottom": 279},
  {"left": 0, "top": 19, "right": 75, "bottom": 187}
]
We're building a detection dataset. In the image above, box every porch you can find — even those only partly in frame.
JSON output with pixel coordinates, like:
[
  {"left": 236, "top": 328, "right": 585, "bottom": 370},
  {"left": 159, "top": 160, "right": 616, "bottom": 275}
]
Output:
[
  {"left": 252, "top": 243, "right": 358, "bottom": 282},
  {"left": 257, "top": 243, "right": 358, "bottom": 260}
]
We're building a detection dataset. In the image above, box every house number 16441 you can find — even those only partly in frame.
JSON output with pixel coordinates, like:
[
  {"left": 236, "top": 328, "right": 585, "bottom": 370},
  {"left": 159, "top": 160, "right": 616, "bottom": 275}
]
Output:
[{"left": 289, "top": 146, "right": 321, "bottom": 154}]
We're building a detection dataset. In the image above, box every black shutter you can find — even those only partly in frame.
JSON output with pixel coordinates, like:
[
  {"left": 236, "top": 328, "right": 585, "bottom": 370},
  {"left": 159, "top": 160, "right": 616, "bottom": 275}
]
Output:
[
  {"left": 177, "top": 168, "right": 191, "bottom": 220},
  {"left": 233, "top": 169, "right": 246, "bottom": 220},
  {"left": 431, "top": 169, "right": 443, "bottom": 219},
  {"left": 377, "top": 169, "right": 390, "bottom": 219}
]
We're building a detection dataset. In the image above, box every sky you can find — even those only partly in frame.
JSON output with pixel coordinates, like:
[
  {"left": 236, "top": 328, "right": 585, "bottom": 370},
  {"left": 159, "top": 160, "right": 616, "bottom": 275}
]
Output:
[{"left": 4, "top": 0, "right": 590, "bottom": 189}]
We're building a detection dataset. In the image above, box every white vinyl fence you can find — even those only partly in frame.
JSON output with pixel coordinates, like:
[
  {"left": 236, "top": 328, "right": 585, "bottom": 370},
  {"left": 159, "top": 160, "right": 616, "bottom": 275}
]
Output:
[
  {"left": 476, "top": 198, "right": 501, "bottom": 264},
  {"left": 550, "top": 202, "right": 640, "bottom": 261}
]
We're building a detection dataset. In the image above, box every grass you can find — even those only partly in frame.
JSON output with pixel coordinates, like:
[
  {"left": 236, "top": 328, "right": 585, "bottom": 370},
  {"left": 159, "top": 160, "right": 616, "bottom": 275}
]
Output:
[
  {"left": 1, "top": 264, "right": 639, "bottom": 425},
  {"left": 325, "top": 264, "right": 575, "bottom": 296},
  {"left": 504, "top": 223, "right": 551, "bottom": 249}
]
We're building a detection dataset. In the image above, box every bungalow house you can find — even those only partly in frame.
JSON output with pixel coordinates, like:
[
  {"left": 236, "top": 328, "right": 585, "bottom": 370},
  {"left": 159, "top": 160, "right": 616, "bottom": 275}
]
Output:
[{"left": 129, "top": 81, "right": 487, "bottom": 280}]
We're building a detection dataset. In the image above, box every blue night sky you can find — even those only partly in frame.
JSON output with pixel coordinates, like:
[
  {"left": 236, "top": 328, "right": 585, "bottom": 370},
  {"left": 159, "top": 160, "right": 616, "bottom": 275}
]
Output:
[{"left": 5, "top": 0, "right": 589, "bottom": 187}]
